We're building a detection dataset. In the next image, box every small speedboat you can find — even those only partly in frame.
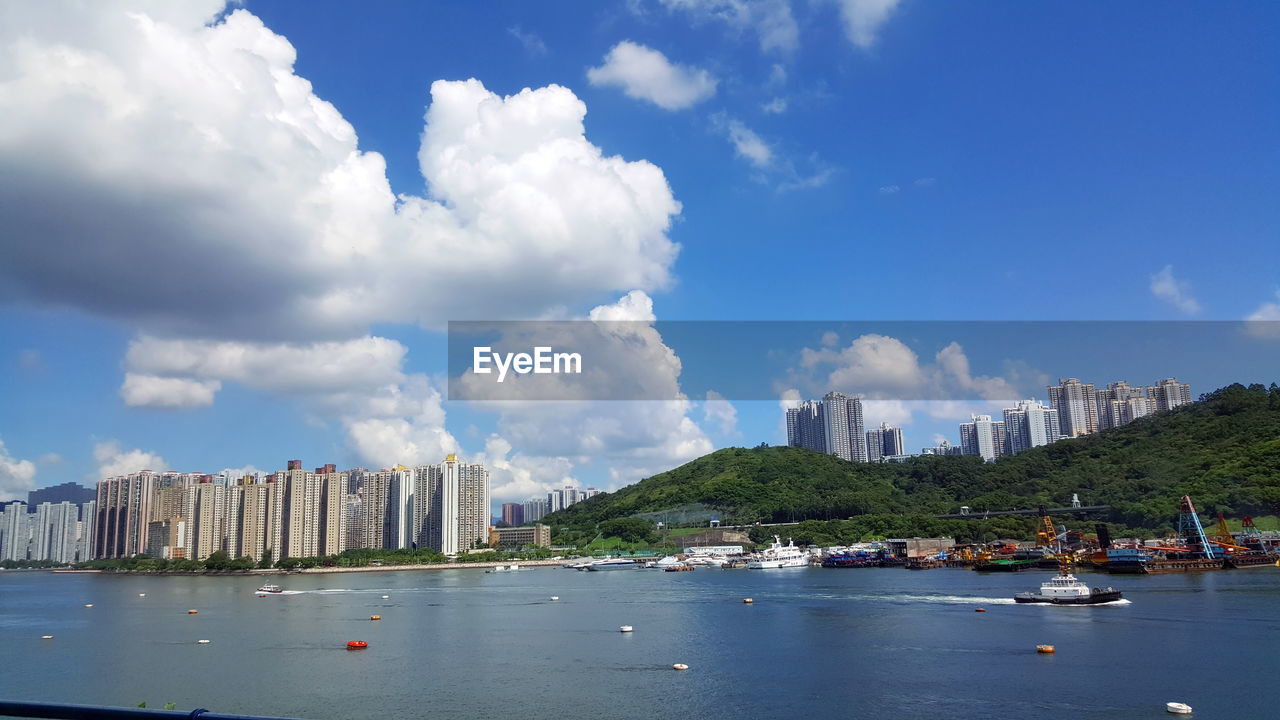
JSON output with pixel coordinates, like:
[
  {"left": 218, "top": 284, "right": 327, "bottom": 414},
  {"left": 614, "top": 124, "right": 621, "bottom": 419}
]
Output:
[
  {"left": 1166, "top": 702, "right": 1192, "bottom": 714},
  {"left": 256, "top": 584, "right": 284, "bottom": 594}
]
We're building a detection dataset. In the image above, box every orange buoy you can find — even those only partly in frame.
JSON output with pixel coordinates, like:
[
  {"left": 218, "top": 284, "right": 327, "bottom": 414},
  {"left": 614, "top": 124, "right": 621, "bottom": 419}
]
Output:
[
  {"left": 975, "top": 608, "right": 987, "bottom": 613},
  {"left": 187, "top": 609, "right": 198, "bottom": 615},
  {"left": 370, "top": 615, "right": 381, "bottom": 621},
  {"left": 346, "top": 640, "right": 368, "bottom": 650},
  {"left": 1036, "top": 644, "right": 1055, "bottom": 654}
]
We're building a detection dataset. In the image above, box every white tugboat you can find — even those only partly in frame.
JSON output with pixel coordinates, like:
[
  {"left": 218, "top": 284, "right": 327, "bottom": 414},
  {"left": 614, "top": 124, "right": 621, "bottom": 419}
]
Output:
[
  {"left": 1014, "top": 562, "right": 1123, "bottom": 605},
  {"left": 746, "top": 536, "right": 809, "bottom": 569}
]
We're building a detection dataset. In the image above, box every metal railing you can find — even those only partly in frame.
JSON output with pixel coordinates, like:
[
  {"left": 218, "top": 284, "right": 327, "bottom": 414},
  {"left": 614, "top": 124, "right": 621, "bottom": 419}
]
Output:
[{"left": 0, "top": 700, "right": 300, "bottom": 720}]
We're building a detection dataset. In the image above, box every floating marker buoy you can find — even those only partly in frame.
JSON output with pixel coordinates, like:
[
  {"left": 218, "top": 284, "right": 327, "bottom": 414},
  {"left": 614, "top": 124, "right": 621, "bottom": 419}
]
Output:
[
  {"left": 41, "top": 635, "right": 54, "bottom": 640},
  {"left": 1166, "top": 702, "right": 1192, "bottom": 715},
  {"left": 139, "top": 593, "right": 146, "bottom": 597},
  {"left": 975, "top": 608, "right": 987, "bottom": 613},
  {"left": 84, "top": 604, "right": 93, "bottom": 608},
  {"left": 619, "top": 625, "right": 633, "bottom": 633},
  {"left": 346, "top": 640, "right": 368, "bottom": 650},
  {"left": 742, "top": 598, "right": 753, "bottom": 604},
  {"left": 672, "top": 663, "right": 689, "bottom": 671},
  {"left": 187, "top": 609, "right": 198, "bottom": 615},
  {"left": 381, "top": 595, "right": 389, "bottom": 599},
  {"left": 1036, "top": 644, "right": 1055, "bottom": 654},
  {"left": 549, "top": 596, "right": 559, "bottom": 601},
  {"left": 370, "top": 615, "right": 381, "bottom": 621},
  {"left": 197, "top": 640, "right": 210, "bottom": 644}
]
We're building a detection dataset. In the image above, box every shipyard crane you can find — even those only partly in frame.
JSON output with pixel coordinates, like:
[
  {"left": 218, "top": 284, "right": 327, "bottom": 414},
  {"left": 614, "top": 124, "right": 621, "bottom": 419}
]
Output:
[
  {"left": 1239, "top": 515, "right": 1272, "bottom": 553},
  {"left": 1175, "top": 495, "right": 1220, "bottom": 559},
  {"left": 1207, "top": 512, "right": 1252, "bottom": 553}
]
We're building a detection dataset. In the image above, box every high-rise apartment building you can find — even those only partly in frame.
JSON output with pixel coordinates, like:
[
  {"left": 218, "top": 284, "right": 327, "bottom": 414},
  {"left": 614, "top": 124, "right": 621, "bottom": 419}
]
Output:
[
  {"left": 1003, "top": 400, "right": 1061, "bottom": 455},
  {"left": 866, "top": 422, "right": 905, "bottom": 461},
  {"left": 1095, "top": 381, "right": 1151, "bottom": 430},
  {"left": 959, "top": 415, "right": 1006, "bottom": 461},
  {"left": 1147, "top": 378, "right": 1193, "bottom": 411},
  {"left": 501, "top": 503, "right": 523, "bottom": 526},
  {"left": 423, "top": 455, "right": 489, "bottom": 554},
  {"left": 1, "top": 502, "right": 31, "bottom": 561},
  {"left": 1047, "top": 378, "right": 1099, "bottom": 438},
  {"left": 786, "top": 392, "right": 867, "bottom": 462},
  {"left": 95, "top": 471, "right": 157, "bottom": 559},
  {"left": 31, "top": 501, "right": 80, "bottom": 564},
  {"left": 785, "top": 400, "right": 826, "bottom": 453},
  {"left": 522, "top": 498, "right": 548, "bottom": 523}
]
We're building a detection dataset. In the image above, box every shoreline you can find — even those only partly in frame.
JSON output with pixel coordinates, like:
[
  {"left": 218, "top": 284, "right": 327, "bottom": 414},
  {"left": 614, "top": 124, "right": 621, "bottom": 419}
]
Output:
[{"left": 51, "top": 559, "right": 567, "bottom": 577}]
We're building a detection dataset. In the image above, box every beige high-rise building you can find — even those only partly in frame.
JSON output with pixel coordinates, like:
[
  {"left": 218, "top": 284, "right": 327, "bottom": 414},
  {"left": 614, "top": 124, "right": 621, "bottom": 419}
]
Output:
[
  {"left": 279, "top": 461, "right": 321, "bottom": 559},
  {"left": 425, "top": 455, "right": 489, "bottom": 555},
  {"left": 318, "top": 470, "right": 347, "bottom": 556},
  {"left": 1047, "top": 378, "right": 1099, "bottom": 437},
  {"left": 189, "top": 481, "right": 225, "bottom": 561},
  {"left": 1147, "top": 377, "right": 1193, "bottom": 411},
  {"left": 238, "top": 480, "right": 279, "bottom": 563}
]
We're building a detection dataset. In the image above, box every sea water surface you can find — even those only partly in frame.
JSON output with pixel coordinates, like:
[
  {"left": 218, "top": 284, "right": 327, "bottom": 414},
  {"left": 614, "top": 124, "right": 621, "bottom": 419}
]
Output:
[{"left": 1, "top": 566, "right": 1277, "bottom": 720}]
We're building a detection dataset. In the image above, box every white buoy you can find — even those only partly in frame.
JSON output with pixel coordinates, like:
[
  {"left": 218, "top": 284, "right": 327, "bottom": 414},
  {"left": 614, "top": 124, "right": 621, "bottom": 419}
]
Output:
[
  {"left": 549, "top": 596, "right": 560, "bottom": 601},
  {"left": 1166, "top": 702, "right": 1192, "bottom": 715},
  {"left": 673, "top": 663, "right": 689, "bottom": 671},
  {"left": 619, "top": 625, "right": 633, "bottom": 633},
  {"left": 381, "top": 595, "right": 389, "bottom": 599},
  {"left": 138, "top": 593, "right": 146, "bottom": 597},
  {"left": 197, "top": 639, "right": 211, "bottom": 644},
  {"left": 84, "top": 604, "right": 93, "bottom": 608},
  {"left": 41, "top": 635, "right": 54, "bottom": 640}
]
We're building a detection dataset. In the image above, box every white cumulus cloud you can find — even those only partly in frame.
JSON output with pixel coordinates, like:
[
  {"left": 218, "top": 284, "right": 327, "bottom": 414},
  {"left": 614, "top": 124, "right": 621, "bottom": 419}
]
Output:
[
  {"left": 587, "top": 41, "right": 717, "bottom": 110},
  {"left": 1150, "top": 265, "right": 1202, "bottom": 315},
  {"left": 0, "top": 440, "right": 37, "bottom": 501},
  {"left": 0, "top": 6, "right": 682, "bottom": 340},
  {"left": 120, "top": 374, "right": 221, "bottom": 409},
  {"left": 93, "top": 440, "right": 168, "bottom": 479}
]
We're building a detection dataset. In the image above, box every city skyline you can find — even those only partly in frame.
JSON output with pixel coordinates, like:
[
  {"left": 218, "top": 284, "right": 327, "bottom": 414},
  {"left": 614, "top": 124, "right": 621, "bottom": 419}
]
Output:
[{"left": 2, "top": 2, "right": 1278, "bottom": 507}]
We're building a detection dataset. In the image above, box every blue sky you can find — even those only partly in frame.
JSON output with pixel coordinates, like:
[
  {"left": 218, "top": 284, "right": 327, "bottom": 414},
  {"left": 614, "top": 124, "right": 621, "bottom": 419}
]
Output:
[{"left": 1, "top": 1, "right": 1278, "bottom": 505}]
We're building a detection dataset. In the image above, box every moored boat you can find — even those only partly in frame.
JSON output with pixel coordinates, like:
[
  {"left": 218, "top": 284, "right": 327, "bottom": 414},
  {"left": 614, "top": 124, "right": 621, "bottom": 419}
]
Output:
[
  {"left": 585, "top": 558, "right": 639, "bottom": 571},
  {"left": 746, "top": 536, "right": 809, "bottom": 569}
]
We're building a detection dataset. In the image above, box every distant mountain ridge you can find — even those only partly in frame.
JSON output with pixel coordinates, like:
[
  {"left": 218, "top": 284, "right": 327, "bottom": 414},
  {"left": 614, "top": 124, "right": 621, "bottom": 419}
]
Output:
[{"left": 547, "top": 383, "right": 1280, "bottom": 533}]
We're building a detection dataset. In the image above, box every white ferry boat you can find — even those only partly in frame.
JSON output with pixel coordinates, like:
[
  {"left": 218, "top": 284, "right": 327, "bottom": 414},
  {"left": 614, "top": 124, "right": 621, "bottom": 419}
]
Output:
[
  {"left": 746, "top": 536, "right": 809, "bottom": 569},
  {"left": 585, "top": 558, "right": 639, "bottom": 571},
  {"left": 1014, "top": 568, "right": 1123, "bottom": 605}
]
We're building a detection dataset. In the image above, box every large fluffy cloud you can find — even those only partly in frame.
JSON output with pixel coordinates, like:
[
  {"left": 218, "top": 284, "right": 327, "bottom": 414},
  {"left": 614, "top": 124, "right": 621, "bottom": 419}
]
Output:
[
  {"left": 0, "top": 439, "right": 37, "bottom": 501},
  {"left": 0, "top": 4, "right": 682, "bottom": 340},
  {"left": 93, "top": 440, "right": 168, "bottom": 479},
  {"left": 587, "top": 41, "right": 717, "bottom": 110}
]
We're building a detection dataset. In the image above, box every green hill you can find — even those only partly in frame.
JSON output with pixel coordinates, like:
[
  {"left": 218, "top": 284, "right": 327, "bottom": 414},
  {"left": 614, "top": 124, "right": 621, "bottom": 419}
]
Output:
[{"left": 547, "top": 383, "right": 1280, "bottom": 542}]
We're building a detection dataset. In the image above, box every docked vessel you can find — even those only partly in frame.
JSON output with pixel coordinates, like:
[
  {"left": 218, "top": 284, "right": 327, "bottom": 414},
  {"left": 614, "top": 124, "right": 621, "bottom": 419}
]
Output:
[
  {"left": 1014, "top": 566, "right": 1122, "bottom": 605},
  {"left": 256, "top": 584, "right": 283, "bottom": 594},
  {"left": 585, "top": 558, "right": 639, "bottom": 571},
  {"left": 746, "top": 536, "right": 809, "bottom": 569}
]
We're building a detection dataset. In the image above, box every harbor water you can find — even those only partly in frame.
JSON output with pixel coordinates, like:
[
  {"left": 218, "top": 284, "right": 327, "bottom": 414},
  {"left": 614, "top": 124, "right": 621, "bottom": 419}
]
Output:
[{"left": 2, "top": 566, "right": 1277, "bottom": 719}]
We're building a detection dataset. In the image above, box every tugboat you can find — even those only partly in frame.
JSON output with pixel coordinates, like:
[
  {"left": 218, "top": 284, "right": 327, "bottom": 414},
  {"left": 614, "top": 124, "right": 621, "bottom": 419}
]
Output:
[{"left": 1014, "top": 562, "right": 1123, "bottom": 605}]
